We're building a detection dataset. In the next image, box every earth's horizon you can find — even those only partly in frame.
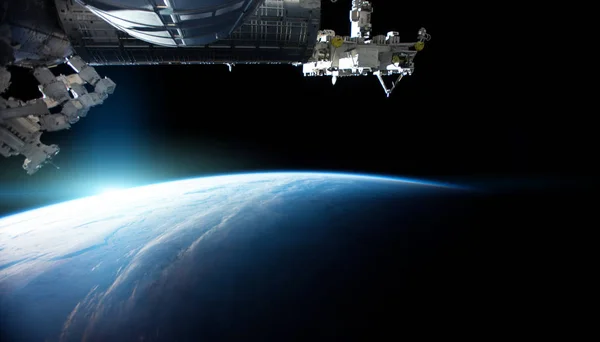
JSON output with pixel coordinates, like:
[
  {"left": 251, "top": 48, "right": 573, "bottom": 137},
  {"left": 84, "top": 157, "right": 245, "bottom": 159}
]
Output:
[
  {"left": 1, "top": 172, "right": 470, "bottom": 341},
  {"left": 1, "top": 172, "right": 456, "bottom": 219}
]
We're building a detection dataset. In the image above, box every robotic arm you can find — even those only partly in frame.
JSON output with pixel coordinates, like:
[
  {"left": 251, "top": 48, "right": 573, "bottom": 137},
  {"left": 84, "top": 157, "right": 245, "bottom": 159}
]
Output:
[{"left": 0, "top": 56, "right": 115, "bottom": 174}]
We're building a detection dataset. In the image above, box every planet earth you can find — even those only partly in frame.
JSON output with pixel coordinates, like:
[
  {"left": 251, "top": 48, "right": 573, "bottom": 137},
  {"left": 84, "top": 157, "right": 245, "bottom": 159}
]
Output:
[{"left": 0, "top": 172, "right": 476, "bottom": 341}]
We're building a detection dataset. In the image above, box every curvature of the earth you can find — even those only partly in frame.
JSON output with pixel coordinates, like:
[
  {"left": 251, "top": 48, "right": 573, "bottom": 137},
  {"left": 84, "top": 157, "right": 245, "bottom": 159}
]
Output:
[{"left": 0, "top": 172, "right": 469, "bottom": 341}]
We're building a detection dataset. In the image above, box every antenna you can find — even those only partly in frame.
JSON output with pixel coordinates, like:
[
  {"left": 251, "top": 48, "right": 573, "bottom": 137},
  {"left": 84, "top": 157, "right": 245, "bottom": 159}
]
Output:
[{"left": 48, "top": 160, "right": 60, "bottom": 170}]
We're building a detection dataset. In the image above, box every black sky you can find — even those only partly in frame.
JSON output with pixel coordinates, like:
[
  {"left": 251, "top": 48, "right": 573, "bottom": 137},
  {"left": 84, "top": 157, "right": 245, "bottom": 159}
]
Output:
[{"left": 0, "top": 1, "right": 589, "bottom": 216}]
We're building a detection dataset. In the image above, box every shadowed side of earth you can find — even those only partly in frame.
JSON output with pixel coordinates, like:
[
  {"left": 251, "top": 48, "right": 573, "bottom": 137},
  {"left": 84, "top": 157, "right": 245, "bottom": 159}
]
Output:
[
  {"left": 2, "top": 175, "right": 520, "bottom": 342},
  {"left": 73, "top": 186, "right": 482, "bottom": 341}
]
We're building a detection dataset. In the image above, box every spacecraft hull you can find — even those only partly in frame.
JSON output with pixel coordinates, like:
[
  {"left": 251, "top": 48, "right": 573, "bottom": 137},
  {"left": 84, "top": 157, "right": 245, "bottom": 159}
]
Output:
[
  {"left": 1, "top": 0, "right": 321, "bottom": 67},
  {"left": 0, "top": 0, "right": 74, "bottom": 67},
  {"left": 73, "top": 0, "right": 265, "bottom": 47},
  {"left": 55, "top": 0, "right": 321, "bottom": 66}
]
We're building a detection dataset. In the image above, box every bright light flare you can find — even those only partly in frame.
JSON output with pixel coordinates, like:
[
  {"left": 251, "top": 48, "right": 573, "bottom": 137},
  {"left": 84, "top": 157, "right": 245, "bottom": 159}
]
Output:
[{"left": 99, "top": 188, "right": 124, "bottom": 196}]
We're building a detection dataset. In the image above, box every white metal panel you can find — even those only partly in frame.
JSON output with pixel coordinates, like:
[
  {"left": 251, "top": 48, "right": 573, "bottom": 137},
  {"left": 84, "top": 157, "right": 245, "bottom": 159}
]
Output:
[
  {"left": 121, "top": 28, "right": 177, "bottom": 46},
  {"left": 180, "top": 12, "right": 213, "bottom": 20},
  {"left": 106, "top": 10, "right": 164, "bottom": 27},
  {"left": 89, "top": 8, "right": 162, "bottom": 29},
  {"left": 356, "top": 48, "right": 379, "bottom": 68},
  {"left": 215, "top": 0, "right": 245, "bottom": 16}
]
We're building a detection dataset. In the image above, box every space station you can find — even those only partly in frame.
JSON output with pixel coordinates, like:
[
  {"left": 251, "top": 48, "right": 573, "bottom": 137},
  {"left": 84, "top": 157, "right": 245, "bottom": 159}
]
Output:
[{"left": 0, "top": 0, "right": 431, "bottom": 174}]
